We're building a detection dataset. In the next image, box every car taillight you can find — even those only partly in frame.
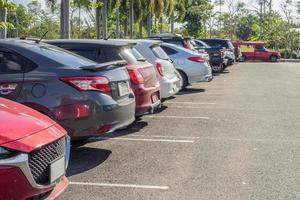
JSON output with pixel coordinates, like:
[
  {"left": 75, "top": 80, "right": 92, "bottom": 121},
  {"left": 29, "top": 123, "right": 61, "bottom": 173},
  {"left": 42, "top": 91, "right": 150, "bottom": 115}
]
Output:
[
  {"left": 188, "top": 56, "right": 207, "bottom": 63},
  {"left": 221, "top": 50, "right": 225, "bottom": 58},
  {"left": 183, "top": 40, "right": 189, "bottom": 49},
  {"left": 60, "top": 77, "right": 111, "bottom": 96},
  {"left": 156, "top": 63, "right": 165, "bottom": 77},
  {"left": 54, "top": 103, "right": 90, "bottom": 120},
  {"left": 128, "top": 69, "right": 144, "bottom": 84}
]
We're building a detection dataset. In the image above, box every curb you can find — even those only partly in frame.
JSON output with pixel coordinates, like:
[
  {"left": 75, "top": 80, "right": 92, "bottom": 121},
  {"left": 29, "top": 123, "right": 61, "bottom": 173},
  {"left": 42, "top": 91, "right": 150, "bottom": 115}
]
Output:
[{"left": 280, "top": 59, "right": 300, "bottom": 63}]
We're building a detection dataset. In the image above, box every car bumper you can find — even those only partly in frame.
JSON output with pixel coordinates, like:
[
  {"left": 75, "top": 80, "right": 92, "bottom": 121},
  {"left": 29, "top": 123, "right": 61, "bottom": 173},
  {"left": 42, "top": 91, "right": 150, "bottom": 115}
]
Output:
[
  {"left": 159, "top": 76, "right": 181, "bottom": 99},
  {"left": 0, "top": 136, "right": 69, "bottom": 200},
  {"left": 132, "top": 82, "right": 161, "bottom": 116},
  {"left": 60, "top": 96, "right": 136, "bottom": 138}
]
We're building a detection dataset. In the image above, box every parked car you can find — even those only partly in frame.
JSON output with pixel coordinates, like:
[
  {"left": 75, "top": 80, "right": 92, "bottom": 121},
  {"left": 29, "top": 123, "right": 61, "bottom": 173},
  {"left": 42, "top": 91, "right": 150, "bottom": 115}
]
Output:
[
  {"left": 161, "top": 43, "right": 213, "bottom": 89},
  {"left": 192, "top": 39, "right": 227, "bottom": 72},
  {"left": 0, "top": 39, "right": 135, "bottom": 139},
  {"left": 46, "top": 39, "right": 161, "bottom": 116},
  {"left": 200, "top": 38, "right": 236, "bottom": 66},
  {"left": 135, "top": 40, "right": 181, "bottom": 98},
  {"left": 0, "top": 97, "right": 69, "bottom": 200},
  {"left": 233, "top": 41, "right": 281, "bottom": 62},
  {"left": 149, "top": 33, "right": 198, "bottom": 52}
]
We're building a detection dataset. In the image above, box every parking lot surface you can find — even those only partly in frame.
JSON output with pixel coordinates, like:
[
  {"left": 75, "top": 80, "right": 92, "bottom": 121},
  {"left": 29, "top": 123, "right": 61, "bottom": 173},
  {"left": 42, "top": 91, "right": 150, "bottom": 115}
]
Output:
[{"left": 60, "top": 62, "right": 300, "bottom": 200}]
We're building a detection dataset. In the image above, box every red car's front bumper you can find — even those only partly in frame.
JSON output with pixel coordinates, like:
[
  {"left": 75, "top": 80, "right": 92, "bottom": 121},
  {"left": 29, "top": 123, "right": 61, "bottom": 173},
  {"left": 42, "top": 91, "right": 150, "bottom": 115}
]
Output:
[
  {"left": 132, "top": 82, "right": 161, "bottom": 116},
  {"left": 0, "top": 166, "right": 69, "bottom": 200}
]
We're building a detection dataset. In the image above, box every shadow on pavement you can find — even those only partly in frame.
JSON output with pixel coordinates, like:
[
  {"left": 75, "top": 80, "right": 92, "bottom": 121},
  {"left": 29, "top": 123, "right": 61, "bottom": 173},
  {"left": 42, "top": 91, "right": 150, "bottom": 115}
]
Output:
[
  {"left": 213, "top": 70, "right": 230, "bottom": 76},
  {"left": 67, "top": 147, "right": 111, "bottom": 177},
  {"left": 176, "top": 88, "right": 206, "bottom": 95}
]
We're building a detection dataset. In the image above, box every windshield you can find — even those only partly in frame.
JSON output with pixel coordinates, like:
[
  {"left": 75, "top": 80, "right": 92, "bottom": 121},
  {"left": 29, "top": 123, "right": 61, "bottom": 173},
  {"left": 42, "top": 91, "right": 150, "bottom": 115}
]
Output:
[
  {"left": 31, "top": 44, "right": 97, "bottom": 68},
  {"left": 151, "top": 45, "right": 170, "bottom": 60}
]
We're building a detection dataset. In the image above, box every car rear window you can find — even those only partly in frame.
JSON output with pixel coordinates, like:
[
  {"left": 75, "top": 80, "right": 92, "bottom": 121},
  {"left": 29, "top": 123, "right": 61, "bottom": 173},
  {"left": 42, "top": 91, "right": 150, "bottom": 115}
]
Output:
[
  {"left": 203, "top": 40, "right": 231, "bottom": 49},
  {"left": 31, "top": 45, "right": 97, "bottom": 68},
  {"left": 151, "top": 45, "right": 170, "bottom": 60}
]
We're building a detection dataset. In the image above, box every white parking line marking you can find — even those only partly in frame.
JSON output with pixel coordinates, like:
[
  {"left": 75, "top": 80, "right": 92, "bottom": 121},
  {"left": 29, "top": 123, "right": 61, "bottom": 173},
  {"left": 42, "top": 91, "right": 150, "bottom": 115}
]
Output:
[
  {"left": 92, "top": 137, "right": 195, "bottom": 143},
  {"left": 197, "top": 137, "right": 300, "bottom": 143},
  {"left": 130, "top": 135, "right": 200, "bottom": 139},
  {"left": 70, "top": 182, "right": 170, "bottom": 190},
  {"left": 167, "top": 105, "right": 214, "bottom": 109},
  {"left": 165, "top": 102, "right": 216, "bottom": 105},
  {"left": 144, "top": 115, "right": 209, "bottom": 120}
]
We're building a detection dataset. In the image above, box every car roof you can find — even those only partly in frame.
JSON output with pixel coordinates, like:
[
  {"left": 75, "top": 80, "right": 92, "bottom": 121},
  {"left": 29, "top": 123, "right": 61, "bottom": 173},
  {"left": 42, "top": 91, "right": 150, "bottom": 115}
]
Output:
[
  {"left": 201, "top": 38, "right": 230, "bottom": 42},
  {"left": 44, "top": 39, "right": 136, "bottom": 47},
  {"left": 0, "top": 39, "right": 49, "bottom": 48},
  {"left": 162, "top": 42, "right": 200, "bottom": 55}
]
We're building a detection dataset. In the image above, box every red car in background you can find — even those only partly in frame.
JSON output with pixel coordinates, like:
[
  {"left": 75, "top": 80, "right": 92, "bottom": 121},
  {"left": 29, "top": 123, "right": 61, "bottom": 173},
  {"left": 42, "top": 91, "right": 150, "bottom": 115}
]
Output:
[
  {"left": 233, "top": 41, "right": 281, "bottom": 62},
  {"left": 0, "top": 98, "right": 69, "bottom": 200}
]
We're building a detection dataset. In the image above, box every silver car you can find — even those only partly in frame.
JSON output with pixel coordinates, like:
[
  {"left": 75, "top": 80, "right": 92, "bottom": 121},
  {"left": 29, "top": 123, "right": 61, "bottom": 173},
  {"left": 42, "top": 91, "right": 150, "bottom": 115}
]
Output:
[
  {"left": 135, "top": 40, "right": 181, "bottom": 99},
  {"left": 161, "top": 43, "right": 213, "bottom": 89}
]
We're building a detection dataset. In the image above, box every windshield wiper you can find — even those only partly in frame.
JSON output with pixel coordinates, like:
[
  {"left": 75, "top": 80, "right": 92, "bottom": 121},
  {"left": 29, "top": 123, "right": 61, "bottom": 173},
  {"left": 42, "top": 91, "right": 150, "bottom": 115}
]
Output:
[{"left": 80, "top": 60, "right": 128, "bottom": 70}]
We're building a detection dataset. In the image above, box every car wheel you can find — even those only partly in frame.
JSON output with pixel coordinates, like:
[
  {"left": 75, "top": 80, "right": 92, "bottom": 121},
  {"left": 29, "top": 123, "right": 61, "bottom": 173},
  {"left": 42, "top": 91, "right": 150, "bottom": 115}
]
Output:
[
  {"left": 211, "top": 64, "right": 224, "bottom": 73},
  {"left": 178, "top": 71, "right": 188, "bottom": 90},
  {"left": 270, "top": 56, "right": 278, "bottom": 62},
  {"left": 240, "top": 55, "right": 246, "bottom": 62}
]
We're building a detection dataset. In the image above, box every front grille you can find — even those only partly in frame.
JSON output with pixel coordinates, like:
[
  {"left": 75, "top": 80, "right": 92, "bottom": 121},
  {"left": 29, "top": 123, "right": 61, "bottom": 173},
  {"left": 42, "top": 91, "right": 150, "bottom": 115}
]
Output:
[{"left": 28, "top": 137, "right": 66, "bottom": 185}]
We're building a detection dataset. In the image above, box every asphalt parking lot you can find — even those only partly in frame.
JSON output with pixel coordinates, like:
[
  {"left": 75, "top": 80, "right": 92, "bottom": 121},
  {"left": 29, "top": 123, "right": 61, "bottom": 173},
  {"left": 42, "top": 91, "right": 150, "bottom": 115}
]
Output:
[{"left": 59, "top": 62, "right": 300, "bottom": 200}]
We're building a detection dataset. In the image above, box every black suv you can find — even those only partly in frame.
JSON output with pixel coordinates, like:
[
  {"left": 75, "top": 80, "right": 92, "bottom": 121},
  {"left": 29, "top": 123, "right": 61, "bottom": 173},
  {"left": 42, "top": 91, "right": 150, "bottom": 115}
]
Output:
[
  {"left": 200, "top": 39, "right": 236, "bottom": 66},
  {"left": 192, "top": 39, "right": 226, "bottom": 73}
]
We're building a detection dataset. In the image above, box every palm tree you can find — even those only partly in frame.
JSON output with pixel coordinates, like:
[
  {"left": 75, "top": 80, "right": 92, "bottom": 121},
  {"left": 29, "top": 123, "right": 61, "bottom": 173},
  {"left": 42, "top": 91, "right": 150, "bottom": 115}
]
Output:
[
  {"left": 46, "top": 0, "right": 70, "bottom": 39},
  {"left": 0, "top": 0, "right": 16, "bottom": 39}
]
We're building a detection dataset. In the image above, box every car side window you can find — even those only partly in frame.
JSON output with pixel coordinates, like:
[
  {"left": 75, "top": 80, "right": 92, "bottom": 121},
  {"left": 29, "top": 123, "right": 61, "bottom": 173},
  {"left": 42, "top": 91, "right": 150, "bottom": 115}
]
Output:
[
  {"left": 256, "top": 47, "right": 266, "bottom": 52},
  {"left": 0, "top": 50, "right": 25, "bottom": 74},
  {"left": 161, "top": 46, "right": 178, "bottom": 55}
]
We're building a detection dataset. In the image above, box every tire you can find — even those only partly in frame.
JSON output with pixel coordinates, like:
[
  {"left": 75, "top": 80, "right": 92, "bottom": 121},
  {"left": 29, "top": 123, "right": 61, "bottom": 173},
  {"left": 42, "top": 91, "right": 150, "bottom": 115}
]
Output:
[
  {"left": 240, "top": 55, "right": 246, "bottom": 62},
  {"left": 211, "top": 64, "right": 224, "bottom": 73},
  {"left": 178, "top": 70, "right": 188, "bottom": 90},
  {"left": 270, "top": 55, "right": 278, "bottom": 62}
]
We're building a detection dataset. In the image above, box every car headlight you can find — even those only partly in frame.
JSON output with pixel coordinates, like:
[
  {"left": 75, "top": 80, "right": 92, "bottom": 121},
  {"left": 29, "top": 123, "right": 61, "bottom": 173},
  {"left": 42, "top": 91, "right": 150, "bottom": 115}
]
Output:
[{"left": 0, "top": 147, "right": 15, "bottom": 159}]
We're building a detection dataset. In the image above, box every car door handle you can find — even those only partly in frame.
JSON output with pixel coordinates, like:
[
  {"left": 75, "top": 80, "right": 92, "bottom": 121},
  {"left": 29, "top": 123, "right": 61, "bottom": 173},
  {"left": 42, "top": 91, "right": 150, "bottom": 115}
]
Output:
[{"left": 0, "top": 83, "right": 18, "bottom": 95}]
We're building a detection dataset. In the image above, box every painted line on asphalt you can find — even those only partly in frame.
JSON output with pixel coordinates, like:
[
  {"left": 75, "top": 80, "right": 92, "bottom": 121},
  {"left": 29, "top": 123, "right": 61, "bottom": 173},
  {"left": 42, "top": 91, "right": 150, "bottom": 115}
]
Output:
[
  {"left": 92, "top": 137, "right": 195, "bottom": 143},
  {"left": 167, "top": 105, "right": 214, "bottom": 109},
  {"left": 143, "top": 115, "right": 210, "bottom": 120},
  {"left": 70, "top": 182, "right": 170, "bottom": 190},
  {"left": 130, "top": 135, "right": 200, "bottom": 139},
  {"left": 197, "top": 137, "right": 300, "bottom": 143},
  {"left": 165, "top": 102, "right": 216, "bottom": 105}
]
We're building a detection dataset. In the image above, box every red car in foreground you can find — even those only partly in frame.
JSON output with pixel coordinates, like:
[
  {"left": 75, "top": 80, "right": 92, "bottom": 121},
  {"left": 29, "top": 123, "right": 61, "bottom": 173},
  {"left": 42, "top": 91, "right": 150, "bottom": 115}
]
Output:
[
  {"left": 233, "top": 41, "right": 281, "bottom": 62},
  {"left": 0, "top": 98, "right": 70, "bottom": 200}
]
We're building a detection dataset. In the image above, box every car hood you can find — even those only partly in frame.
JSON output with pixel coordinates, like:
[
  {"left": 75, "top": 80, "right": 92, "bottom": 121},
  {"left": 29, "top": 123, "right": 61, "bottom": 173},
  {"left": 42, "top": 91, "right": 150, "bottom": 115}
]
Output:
[{"left": 0, "top": 98, "right": 56, "bottom": 145}]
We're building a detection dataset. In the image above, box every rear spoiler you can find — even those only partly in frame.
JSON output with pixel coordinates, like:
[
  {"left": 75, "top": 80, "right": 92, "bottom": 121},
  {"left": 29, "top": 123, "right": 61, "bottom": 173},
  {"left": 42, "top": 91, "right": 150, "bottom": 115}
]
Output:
[{"left": 80, "top": 60, "right": 128, "bottom": 70}]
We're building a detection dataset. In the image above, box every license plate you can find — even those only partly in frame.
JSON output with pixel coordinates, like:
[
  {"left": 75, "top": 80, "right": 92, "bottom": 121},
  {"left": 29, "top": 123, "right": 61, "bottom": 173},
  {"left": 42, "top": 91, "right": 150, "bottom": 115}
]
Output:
[
  {"left": 118, "top": 82, "right": 130, "bottom": 96},
  {"left": 152, "top": 93, "right": 159, "bottom": 103},
  {"left": 50, "top": 156, "right": 65, "bottom": 183}
]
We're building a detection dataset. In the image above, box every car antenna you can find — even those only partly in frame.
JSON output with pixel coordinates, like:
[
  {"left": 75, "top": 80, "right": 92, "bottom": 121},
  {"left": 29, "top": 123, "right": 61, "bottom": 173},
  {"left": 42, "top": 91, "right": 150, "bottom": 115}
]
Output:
[{"left": 37, "top": 30, "right": 49, "bottom": 43}]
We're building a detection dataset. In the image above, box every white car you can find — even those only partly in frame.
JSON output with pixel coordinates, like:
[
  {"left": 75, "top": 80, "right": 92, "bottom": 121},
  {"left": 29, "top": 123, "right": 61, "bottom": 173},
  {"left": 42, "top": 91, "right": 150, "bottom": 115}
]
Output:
[
  {"left": 161, "top": 43, "right": 213, "bottom": 89},
  {"left": 135, "top": 40, "right": 181, "bottom": 99}
]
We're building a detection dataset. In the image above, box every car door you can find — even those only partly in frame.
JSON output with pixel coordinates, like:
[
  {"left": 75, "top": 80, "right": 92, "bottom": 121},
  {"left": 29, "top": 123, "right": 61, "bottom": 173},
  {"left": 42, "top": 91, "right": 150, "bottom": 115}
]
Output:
[
  {"left": 255, "top": 46, "right": 268, "bottom": 60},
  {"left": 0, "top": 48, "right": 25, "bottom": 101}
]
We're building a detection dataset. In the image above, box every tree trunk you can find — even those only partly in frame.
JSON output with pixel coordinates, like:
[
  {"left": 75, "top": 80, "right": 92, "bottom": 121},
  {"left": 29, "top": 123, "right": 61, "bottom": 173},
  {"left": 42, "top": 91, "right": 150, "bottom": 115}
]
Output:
[
  {"left": 129, "top": 0, "right": 134, "bottom": 39},
  {"left": 139, "top": 21, "right": 143, "bottom": 38},
  {"left": 116, "top": 6, "right": 120, "bottom": 38},
  {"left": 170, "top": 12, "right": 174, "bottom": 33},
  {"left": 124, "top": 18, "right": 128, "bottom": 37},
  {"left": 60, "top": 0, "right": 70, "bottom": 39},
  {"left": 102, "top": 0, "right": 108, "bottom": 39},
  {"left": 0, "top": 8, "right": 7, "bottom": 39},
  {"left": 147, "top": 15, "right": 151, "bottom": 37},
  {"left": 160, "top": 16, "right": 163, "bottom": 33},
  {"left": 96, "top": 1, "right": 101, "bottom": 39}
]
